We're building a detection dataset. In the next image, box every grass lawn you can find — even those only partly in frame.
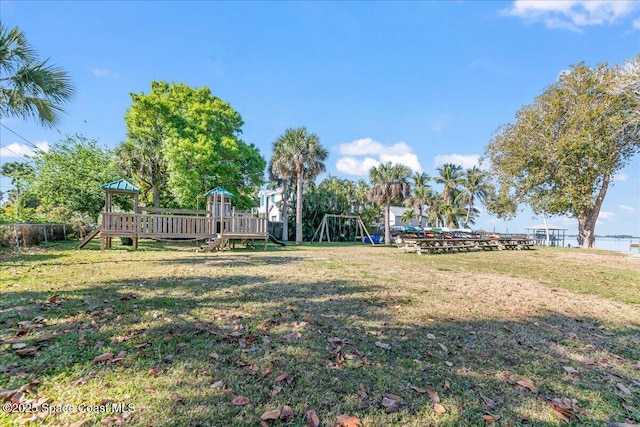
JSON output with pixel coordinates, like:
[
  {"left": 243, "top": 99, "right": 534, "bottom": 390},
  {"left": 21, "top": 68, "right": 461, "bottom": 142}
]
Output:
[{"left": 1, "top": 241, "right": 639, "bottom": 426}]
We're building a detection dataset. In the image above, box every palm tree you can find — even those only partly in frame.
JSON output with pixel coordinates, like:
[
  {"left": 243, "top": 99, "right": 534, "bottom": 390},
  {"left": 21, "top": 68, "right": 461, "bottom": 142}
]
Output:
[
  {"left": 116, "top": 134, "right": 167, "bottom": 209},
  {"left": 368, "top": 162, "right": 411, "bottom": 245},
  {"left": 405, "top": 172, "right": 431, "bottom": 227},
  {"left": 460, "top": 166, "right": 489, "bottom": 227},
  {"left": 0, "top": 24, "right": 74, "bottom": 127},
  {"left": 434, "top": 163, "right": 464, "bottom": 204},
  {"left": 271, "top": 127, "right": 328, "bottom": 245},
  {"left": 425, "top": 191, "right": 445, "bottom": 227},
  {"left": 268, "top": 144, "right": 294, "bottom": 241}
]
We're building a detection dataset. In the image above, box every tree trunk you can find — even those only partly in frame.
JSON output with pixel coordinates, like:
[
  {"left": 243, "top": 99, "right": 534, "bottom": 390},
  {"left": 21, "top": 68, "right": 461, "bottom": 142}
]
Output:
[
  {"left": 282, "top": 179, "right": 289, "bottom": 241},
  {"left": 384, "top": 201, "right": 391, "bottom": 245},
  {"left": 295, "top": 173, "right": 303, "bottom": 245},
  {"left": 577, "top": 175, "right": 610, "bottom": 249},
  {"left": 153, "top": 184, "right": 160, "bottom": 210}
]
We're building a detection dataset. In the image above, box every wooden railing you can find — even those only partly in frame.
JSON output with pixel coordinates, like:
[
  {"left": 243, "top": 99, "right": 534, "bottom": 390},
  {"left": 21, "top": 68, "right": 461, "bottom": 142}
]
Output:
[{"left": 102, "top": 212, "right": 267, "bottom": 237}]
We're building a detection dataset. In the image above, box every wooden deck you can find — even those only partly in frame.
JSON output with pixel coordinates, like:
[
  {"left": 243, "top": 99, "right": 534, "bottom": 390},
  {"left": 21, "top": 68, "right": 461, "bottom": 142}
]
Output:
[
  {"left": 397, "top": 237, "right": 534, "bottom": 255},
  {"left": 98, "top": 212, "right": 268, "bottom": 250}
]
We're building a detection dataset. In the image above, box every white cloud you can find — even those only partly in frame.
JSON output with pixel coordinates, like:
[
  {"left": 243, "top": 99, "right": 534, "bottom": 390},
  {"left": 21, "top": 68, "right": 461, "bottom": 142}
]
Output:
[
  {"left": 336, "top": 156, "right": 380, "bottom": 176},
  {"left": 504, "top": 0, "right": 640, "bottom": 30},
  {"left": 613, "top": 173, "right": 628, "bottom": 182},
  {"left": 336, "top": 138, "right": 423, "bottom": 176},
  {"left": 598, "top": 211, "right": 615, "bottom": 219},
  {"left": 92, "top": 68, "right": 120, "bottom": 79},
  {"left": 433, "top": 154, "right": 481, "bottom": 169},
  {"left": 0, "top": 141, "right": 49, "bottom": 158},
  {"left": 634, "top": 18, "right": 640, "bottom": 28},
  {"left": 338, "top": 138, "right": 412, "bottom": 156},
  {"left": 620, "top": 204, "right": 637, "bottom": 213}
]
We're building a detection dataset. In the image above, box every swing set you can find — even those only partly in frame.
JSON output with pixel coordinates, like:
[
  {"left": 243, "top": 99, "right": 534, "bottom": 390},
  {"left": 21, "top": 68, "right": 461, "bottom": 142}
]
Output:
[{"left": 310, "top": 214, "right": 374, "bottom": 245}]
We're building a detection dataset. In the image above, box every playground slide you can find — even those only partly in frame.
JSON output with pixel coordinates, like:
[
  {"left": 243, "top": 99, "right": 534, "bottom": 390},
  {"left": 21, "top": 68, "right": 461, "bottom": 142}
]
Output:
[{"left": 268, "top": 234, "right": 287, "bottom": 246}]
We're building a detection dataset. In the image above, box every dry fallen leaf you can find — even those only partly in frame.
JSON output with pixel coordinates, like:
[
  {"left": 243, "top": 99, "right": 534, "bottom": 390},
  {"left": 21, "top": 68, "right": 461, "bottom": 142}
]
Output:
[
  {"left": 111, "top": 351, "right": 127, "bottom": 363},
  {"left": 427, "top": 333, "right": 436, "bottom": 340},
  {"left": 482, "top": 414, "right": 500, "bottom": 424},
  {"left": 35, "top": 333, "right": 55, "bottom": 343},
  {"left": 434, "top": 403, "right": 446, "bottom": 415},
  {"left": 306, "top": 409, "right": 320, "bottom": 427},
  {"left": 336, "top": 414, "right": 361, "bottom": 427},
  {"left": 480, "top": 393, "right": 496, "bottom": 408},
  {"left": 375, "top": 341, "right": 390, "bottom": 350},
  {"left": 428, "top": 388, "right": 441, "bottom": 403},
  {"left": 381, "top": 396, "right": 397, "bottom": 407},
  {"left": 409, "top": 384, "right": 426, "bottom": 394},
  {"left": 617, "top": 383, "right": 632, "bottom": 395},
  {"left": 148, "top": 367, "right": 163, "bottom": 376},
  {"left": 279, "top": 405, "right": 294, "bottom": 419},
  {"left": 93, "top": 352, "right": 114, "bottom": 363},
  {"left": 171, "top": 393, "right": 183, "bottom": 402},
  {"left": 563, "top": 366, "right": 579, "bottom": 375},
  {"left": 516, "top": 377, "right": 538, "bottom": 393},
  {"left": 15, "top": 346, "right": 38, "bottom": 356},
  {"left": 232, "top": 395, "right": 250, "bottom": 406},
  {"left": 209, "top": 352, "right": 219, "bottom": 359},
  {"left": 260, "top": 409, "right": 281, "bottom": 421},
  {"left": 100, "top": 415, "right": 125, "bottom": 425},
  {"left": 11, "top": 343, "right": 27, "bottom": 350},
  {"left": 274, "top": 373, "right": 289, "bottom": 382}
]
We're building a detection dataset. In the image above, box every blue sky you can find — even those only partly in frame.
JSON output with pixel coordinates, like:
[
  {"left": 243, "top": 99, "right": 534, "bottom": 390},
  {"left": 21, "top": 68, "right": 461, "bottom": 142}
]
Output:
[{"left": 1, "top": 1, "right": 639, "bottom": 238}]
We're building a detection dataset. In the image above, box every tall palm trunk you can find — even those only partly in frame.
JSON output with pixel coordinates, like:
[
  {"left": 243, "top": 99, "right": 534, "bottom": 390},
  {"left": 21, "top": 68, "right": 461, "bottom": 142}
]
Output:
[
  {"left": 384, "top": 201, "right": 391, "bottom": 245},
  {"left": 296, "top": 172, "right": 303, "bottom": 245},
  {"left": 282, "top": 179, "right": 289, "bottom": 241}
]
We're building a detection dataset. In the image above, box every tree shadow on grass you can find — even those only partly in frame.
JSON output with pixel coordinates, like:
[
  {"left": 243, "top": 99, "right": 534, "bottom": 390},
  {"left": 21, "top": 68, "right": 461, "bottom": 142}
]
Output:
[{"left": 1, "top": 269, "right": 639, "bottom": 426}]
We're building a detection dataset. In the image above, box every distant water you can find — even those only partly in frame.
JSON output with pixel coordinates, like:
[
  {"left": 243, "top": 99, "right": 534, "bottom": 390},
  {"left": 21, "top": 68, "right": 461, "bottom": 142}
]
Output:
[{"left": 568, "top": 237, "right": 640, "bottom": 253}]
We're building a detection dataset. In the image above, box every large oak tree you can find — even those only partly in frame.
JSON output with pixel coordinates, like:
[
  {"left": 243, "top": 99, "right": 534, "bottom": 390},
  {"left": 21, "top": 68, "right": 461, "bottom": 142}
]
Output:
[
  {"left": 117, "top": 82, "right": 265, "bottom": 209},
  {"left": 485, "top": 57, "right": 640, "bottom": 248}
]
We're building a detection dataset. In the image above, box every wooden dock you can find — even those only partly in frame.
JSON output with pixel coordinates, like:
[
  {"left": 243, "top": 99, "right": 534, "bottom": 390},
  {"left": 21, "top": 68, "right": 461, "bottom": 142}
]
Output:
[{"left": 397, "top": 237, "right": 534, "bottom": 255}]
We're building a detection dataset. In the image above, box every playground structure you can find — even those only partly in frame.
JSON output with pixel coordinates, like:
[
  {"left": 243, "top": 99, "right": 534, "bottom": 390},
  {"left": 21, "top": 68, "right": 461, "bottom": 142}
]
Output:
[
  {"left": 79, "top": 180, "right": 268, "bottom": 250},
  {"left": 310, "top": 214, "right": 373, "bottom": 244}
]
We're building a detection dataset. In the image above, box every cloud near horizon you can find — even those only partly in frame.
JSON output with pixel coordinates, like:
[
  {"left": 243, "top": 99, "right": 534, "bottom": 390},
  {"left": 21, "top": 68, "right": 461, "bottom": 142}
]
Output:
[
  {"left": 504, "top": 0, "right": 640, "bottom": 30},
  {"left": 0, "top": 141, "right": 49, "bottom": 158},
  {"left": 598, "top": 211, "right": 615, "bottom": 220},
  {"left": 433, "top": 154, "right": 481, "bottom": 169},
  {"left": 336, "top": 138, "right": 423, "bottom": 176},
  {"left": 92, "top": 68, "right": 120, "bottom": 79}
]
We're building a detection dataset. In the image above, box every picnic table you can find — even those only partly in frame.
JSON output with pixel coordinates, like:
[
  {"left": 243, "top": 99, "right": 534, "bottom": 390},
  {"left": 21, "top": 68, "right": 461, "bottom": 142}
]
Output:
[{"left": 396, "top": 237, "right": 534, "bottom": 255}]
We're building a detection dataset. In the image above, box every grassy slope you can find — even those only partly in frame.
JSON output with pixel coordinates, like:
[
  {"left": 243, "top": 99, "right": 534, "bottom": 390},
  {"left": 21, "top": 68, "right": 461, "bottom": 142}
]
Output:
[{"left": 1, "top": 242, "right": 639, "bottom": 426}]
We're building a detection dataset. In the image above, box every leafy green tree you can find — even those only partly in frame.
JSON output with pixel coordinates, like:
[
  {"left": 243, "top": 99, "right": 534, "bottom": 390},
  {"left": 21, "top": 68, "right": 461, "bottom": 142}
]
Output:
[
  {"left": 368, "top": 162, "right": 411, "bottom": 245},
  {"left": 0, "top": 23, "right": 74, "bottom": 127},
  {"left": 271, "top": 127, "right": 328, "bottom": 245},
  {"left": 122, "top": 82, "right": 265, "bottom": 209},
  {"left": 485, "top": 58, "right": 640, "bottom": 248},
  {"left": 29, "top": 134, "right": 120, "bottom": 220},
  {"left": 0, "top": 161, "right": 34, "bottom": 203},
  {"left": 460, "top": 166, "right": 489, "bottom": 226}
]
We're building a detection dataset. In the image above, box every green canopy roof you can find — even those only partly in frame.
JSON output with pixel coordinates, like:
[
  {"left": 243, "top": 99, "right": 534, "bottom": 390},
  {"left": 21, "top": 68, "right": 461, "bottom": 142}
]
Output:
[
  {"left": 100, "top": 179, "right": 142, "bottom": 193},
  {"left": 204, "top": 187, "right": 234, "bottom": 197}
]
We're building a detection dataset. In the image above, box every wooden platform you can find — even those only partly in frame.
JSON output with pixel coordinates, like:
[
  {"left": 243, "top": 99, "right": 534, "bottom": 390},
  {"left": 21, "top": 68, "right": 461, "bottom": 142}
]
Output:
[
  {"left": 92, "top": 212, "right": 268, "bottom": 250},
  {"left": 397, "top": 237, "right": 534, "bottom": 255}
]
